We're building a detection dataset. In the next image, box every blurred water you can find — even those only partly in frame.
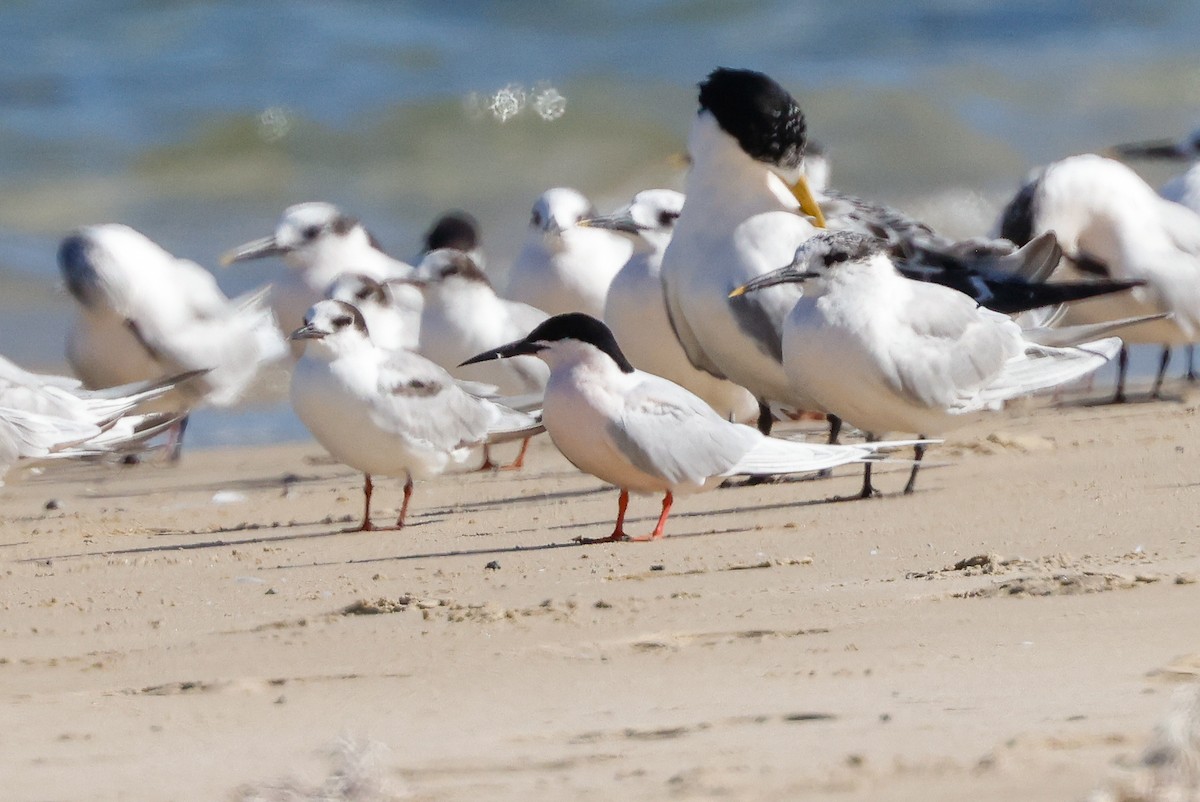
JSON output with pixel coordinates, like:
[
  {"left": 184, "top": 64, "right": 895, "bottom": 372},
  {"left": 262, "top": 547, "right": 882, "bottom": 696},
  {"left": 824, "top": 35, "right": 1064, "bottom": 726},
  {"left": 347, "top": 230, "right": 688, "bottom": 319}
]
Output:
[{"left": 2, "top": 1, "right": 1198, "bottom": 446}]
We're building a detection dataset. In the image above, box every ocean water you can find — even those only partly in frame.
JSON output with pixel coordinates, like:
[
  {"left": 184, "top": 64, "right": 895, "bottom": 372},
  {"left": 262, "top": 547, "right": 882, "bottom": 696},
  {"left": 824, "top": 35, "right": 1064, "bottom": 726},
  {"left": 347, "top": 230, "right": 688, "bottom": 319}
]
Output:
[{"left": 2, "top": 0, "right": 1198, "bottom": 447}]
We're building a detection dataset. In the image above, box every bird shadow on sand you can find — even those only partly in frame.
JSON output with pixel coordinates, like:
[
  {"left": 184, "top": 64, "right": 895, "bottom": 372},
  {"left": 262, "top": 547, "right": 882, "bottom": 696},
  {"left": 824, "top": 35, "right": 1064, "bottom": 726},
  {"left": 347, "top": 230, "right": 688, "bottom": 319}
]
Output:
[
  {"left": 77, "top": 470, "right": 341, "bottom": 500},
  {"left": 14, "top": 516, "right": 443, "bottom": 564}
]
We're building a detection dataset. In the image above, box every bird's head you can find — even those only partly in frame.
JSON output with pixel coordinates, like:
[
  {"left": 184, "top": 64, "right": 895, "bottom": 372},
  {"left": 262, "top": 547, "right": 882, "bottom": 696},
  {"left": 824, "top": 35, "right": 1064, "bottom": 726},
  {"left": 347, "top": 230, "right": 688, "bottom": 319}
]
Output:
[{"left": 693, "top": 68, "right": 826, "bottom": 227}]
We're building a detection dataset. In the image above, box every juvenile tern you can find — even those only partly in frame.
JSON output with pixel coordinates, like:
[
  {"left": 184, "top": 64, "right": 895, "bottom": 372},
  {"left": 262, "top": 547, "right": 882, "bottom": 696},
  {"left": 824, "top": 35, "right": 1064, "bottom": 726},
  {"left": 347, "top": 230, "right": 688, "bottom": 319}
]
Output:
[
  {"left": 584, "top": 189, "right": 759, "bottom": 422},
  {"left": 732, "top": 231, "right": 1126, "bottom": 497},
  {"left": 415, "top": 249, "right": 549, "bottom": 397},
  {"left": 413, "top": 249, "right": 548, "bottom": 469},
  {"left": 505, "top": 188, "right": 634, "bottom": 318},
  {"left": 326, "top": 273, "right": 420, "bottom": 352},
  {"left": 997, "top": 153, "right": 1200, "bottom": 400},
  {"left": 58, "top": 225, "right": 287, "bottom": 458},
  {"left": 222, "top": 202, "right": 418, "bottom": 339},
  {"left": 462, "top": 313, "right": 906, "bottom": 543},
  {"left": 290, "top": 300, "right": 542, "bottom": 531}
]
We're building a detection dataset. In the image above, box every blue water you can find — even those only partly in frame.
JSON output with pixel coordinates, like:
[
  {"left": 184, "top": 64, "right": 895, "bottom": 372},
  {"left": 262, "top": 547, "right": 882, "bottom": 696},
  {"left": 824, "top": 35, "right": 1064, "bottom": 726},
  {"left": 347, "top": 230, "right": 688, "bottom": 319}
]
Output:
[{"left": 2, "top": 1, "right": 1198, "bottom": 446}]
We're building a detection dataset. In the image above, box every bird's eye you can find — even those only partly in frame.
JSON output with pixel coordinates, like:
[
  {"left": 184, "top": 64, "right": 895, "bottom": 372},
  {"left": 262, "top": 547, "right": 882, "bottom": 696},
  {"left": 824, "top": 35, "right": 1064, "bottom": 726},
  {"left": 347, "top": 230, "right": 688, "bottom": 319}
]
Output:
[
  {"left": 331, "top": 315, "right": 353, "bottom": 328},
  {"left": 531, "top": 211, "right": 542, "bottom": 227},
  {"left": 355, "top": 287, "right": 372, "bottom": 301},
  {"left": 303, "top": 225, "right": 322, "bottom": 241},
  {"left": 658, "top": 210, "right": 680, "bottom": 227}
]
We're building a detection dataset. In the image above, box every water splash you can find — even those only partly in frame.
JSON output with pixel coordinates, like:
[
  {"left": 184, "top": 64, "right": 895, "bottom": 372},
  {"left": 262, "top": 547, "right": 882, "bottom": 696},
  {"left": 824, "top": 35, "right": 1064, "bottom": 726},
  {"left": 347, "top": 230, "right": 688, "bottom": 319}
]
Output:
[
  {"left": 488, "top": 83, "right": 526, "bottom": 123},
  {"left": 469, "top": 82, "right": 565, "bottom": 123},
  {"left": 532, "top": 83, "right": 567, "bottom": 121},
  {"left": 257, "top": 106, "right": 292, "bottom": 143}
]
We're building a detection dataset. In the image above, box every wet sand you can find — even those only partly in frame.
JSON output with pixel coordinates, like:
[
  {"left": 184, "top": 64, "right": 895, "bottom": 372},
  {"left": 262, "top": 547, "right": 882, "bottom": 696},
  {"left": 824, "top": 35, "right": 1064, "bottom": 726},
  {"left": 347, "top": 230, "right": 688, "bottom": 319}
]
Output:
[{"left": 1, "top": 386, "right": 1198, "bottom": 801}]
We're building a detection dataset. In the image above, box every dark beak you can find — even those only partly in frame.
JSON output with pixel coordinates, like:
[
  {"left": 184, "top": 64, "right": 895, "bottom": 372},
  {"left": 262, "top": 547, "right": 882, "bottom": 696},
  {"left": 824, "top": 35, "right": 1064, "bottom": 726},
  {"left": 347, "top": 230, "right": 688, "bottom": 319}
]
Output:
[
  {"left": 460, "top": 338, "right": 543, "bottom": 366},
  {"left": 1110, "top": 138, "right": 1187, "bottom": 161},
  {"left": 220, "top": 235, "right": 289, "bottom": 266},
  {"left": 289, "top": 324, "right": 325, "bottom": 341},
  {"left": 578, "top": 211, "right": 642, "bottom": 236},
  {"left": 728, "top": 266, "right": 820, "bottom": 297}
]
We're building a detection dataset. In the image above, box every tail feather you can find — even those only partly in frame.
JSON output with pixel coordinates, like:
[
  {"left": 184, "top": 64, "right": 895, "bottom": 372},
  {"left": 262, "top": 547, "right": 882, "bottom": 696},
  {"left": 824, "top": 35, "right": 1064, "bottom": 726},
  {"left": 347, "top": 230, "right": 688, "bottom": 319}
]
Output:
[
  {"left": 483, "top": 402, "right": 544, "bottom": 445},
  {"left": 1022, "top": 313, "right": 1169, "bottom": 348},
  {"left": 974, "top": 338, "right": 1121, "bottom": 406},
  {"left": 727, "top": 438, "right": 875, "bottom": 477},
  {"left": 73, "top": 369, "right": 207, "bottom": 423}
]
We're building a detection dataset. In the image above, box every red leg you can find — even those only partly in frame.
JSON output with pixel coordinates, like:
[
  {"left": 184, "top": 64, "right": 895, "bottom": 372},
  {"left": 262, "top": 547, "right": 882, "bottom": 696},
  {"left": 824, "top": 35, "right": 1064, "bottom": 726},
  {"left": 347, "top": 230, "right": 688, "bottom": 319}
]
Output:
[
  {"left": 629, "top": 492, "right": 673, "bottom": 542},
  {"left": 574, "top": 489, "right": 630, "bottom": 544},
  {"left": 498, "top": 437, "right": 532, "bottom": 471},
  {"left": 345, "top": 474, "right": 378, "bottom": 532},
  {"left": 395, "top": 475, "right": 414, "bottom": 528}
]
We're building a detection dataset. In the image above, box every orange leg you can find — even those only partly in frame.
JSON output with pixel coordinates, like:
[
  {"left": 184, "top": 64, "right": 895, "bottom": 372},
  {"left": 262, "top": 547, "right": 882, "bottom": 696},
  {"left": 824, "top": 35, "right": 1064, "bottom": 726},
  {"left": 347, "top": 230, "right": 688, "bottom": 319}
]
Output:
[
  {"left": 345, "top": 474, "right": 378, "bottom": 532},
  {"left": 628, "top": 492, "right": 673, "bottom": 542},
  {"left": 574, "top": 489, "right": 630, "bottom": 544},
  {"left": 498, "top": 437, "right": 532, "bottom": 471}
]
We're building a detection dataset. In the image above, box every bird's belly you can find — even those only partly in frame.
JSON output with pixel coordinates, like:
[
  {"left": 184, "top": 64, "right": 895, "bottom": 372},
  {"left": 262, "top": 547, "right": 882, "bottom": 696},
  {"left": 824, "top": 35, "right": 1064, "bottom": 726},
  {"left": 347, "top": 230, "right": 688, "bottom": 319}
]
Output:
[
  {"left": 783, "top": 314, "right": 950, "bottom": 436},
  {"left": 542, "top": 386, "right": 668, "bottom": 494},
  {"left": 291, "top": 368, "right": 453, "bottom": 479}
]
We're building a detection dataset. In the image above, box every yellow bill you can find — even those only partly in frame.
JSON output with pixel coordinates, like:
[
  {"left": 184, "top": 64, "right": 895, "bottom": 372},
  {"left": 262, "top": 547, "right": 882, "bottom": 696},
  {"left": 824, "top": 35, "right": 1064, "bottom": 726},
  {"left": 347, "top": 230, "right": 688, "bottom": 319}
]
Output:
[{"left": 789, "top": 175, "right": 826, "bottom": 228}]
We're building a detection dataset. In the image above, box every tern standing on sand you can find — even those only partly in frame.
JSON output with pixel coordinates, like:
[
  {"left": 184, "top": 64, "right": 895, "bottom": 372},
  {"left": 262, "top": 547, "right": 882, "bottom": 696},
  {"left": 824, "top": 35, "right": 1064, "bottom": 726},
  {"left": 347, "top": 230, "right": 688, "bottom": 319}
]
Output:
[
  {"left": 290, "top": 300, "right": 542, "bottom": 531},
  {"left": 733, "top": 231, "right": 1125, "bottom": 498},
  {"left": 463, "top": 314, "right": 907, "bottom": 543}
]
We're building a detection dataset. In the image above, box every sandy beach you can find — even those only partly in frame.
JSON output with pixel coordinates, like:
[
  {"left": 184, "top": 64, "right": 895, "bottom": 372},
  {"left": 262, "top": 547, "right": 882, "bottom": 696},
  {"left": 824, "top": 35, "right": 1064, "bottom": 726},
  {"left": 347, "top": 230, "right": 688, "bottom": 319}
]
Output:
[{"left": 2, "top": 384, "right": 1199, "bottom": 801}]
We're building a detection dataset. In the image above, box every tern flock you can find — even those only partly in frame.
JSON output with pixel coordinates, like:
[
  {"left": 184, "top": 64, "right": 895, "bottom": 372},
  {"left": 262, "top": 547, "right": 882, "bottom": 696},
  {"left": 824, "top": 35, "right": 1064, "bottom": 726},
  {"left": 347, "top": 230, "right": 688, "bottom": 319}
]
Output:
[{"left": 13, "top": 67, "right": 1200, "bottom": 541}]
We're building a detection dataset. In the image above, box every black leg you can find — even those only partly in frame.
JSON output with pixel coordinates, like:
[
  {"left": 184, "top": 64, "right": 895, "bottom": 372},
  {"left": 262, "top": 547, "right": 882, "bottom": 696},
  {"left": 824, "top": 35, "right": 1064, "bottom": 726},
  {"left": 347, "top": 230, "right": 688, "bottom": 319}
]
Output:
[
  {"left": 1151, "top": 346, "right": 1170, "bottom": 399},
  {"left": 903, "top": 438, "right": 928, "bottom": 495},
  {"left": 756, "top": 400, "right": 773, "bottom": 435},
  {"left": 1188, "top": 345, "right": 1197, "bottom": 383},
  {"left": 859, "top": 432, "right": 879, "bottom": 499},
  {"left": 826, "top": 414, "right": 842, "bottom": 445},
  {"left": 167, "top": 415, "right": 189, "bottom": 463},
  {"left": 1113, "top": 346, "right": 1129, "bottom": 404}
]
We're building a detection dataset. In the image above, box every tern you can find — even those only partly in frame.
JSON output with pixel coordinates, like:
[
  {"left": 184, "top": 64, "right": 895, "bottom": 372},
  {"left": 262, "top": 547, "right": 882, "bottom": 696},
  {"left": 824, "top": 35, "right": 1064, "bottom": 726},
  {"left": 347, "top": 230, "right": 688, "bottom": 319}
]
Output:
[
  {"left": 414, "top": 249, "right": 549, "bottom": 397},
  {"left": 997, "top": 153, "right": 1200, "bottom": 401},
  {"left": 58, "top": 225, "right": 286, "bottom": 459},
  {"left": 462, "top": 313, "right": 910, "bottom": 543},
  {"left": 732, "top": 231, "right": 1129, "bottom": 497},
  {"left": 290, "top": 300, "right": 542, "bottom": 531},
  {"left": 1112, "top": 126, "right": 1200, "bottom": 381},
  {"left": 412, "top": 249, "right": 549, "bottom": 469},
  {"left": 583, "top": 189, "right": 759, "bottom": 423},
  {"left": 662, "top": 68, "right": 1145, "bottom": 437},
  {"left": 222, "top": 202, "right": 418, "bottom": 340},
  {"left": 505, "top": 188, "right": 634, "bottom": 318},
  {"left": 326, "top": 272, "right": 421, "bottom": 353}
]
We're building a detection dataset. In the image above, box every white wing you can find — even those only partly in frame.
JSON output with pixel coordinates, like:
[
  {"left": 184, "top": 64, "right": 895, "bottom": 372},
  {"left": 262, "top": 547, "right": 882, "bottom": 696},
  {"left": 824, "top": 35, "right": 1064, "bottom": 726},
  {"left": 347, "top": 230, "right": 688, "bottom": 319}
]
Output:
[
  {"left": 609, "top": 372, "right": 759, "bottom": 486},
  {"left": 886, "top": 283, "right": 1022, "bottom": 410}
]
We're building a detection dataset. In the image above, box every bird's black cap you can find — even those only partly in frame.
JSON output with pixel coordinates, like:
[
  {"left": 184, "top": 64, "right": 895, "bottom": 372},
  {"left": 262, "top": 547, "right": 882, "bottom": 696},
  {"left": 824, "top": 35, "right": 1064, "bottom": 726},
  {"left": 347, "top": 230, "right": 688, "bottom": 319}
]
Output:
[
  {"left": 698, "top": 68, "right": 807, "bottom": 169},
  {"left": 424, "top": 211, "right": 481, "bottom": 254},
  {"left": 461, "top": 313, "right": 635, "bottom": 373}
]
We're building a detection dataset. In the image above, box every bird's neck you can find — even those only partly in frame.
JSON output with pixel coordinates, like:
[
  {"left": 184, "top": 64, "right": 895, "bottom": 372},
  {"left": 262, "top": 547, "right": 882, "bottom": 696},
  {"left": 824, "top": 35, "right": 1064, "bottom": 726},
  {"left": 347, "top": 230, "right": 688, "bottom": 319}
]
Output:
[{"left": 685, "top": 118, "right": 799, "bottom": 217}]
